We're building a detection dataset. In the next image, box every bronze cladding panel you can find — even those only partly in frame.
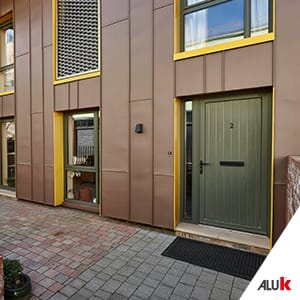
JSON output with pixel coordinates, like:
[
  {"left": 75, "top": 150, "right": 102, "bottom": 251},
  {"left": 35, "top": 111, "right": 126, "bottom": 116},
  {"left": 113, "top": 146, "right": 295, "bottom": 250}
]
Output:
[
  {"left": 274, "top": 1, "right": 300, "bottom": 184},
  {"left": 176, "top": 57, "right": 204, "bottom": 97},
  {"left": 206, "top": 53, "right": 223, "bottom": 93},
  {"left": 154, "top": 0, "right": 173, "bottom": 10},
  {"left": 102, "top": 0, "right": 129, "bottom": 27},
  {"left": 130, "top": 100, "right": 153, "bottom": 225},
  {"left": 130, "top": 0, "right": 153, "bottom": 101},
  {"left": 44, "top": 166, "right": 54, "bottom": 205},
  {"left": 102, "top": 171, "right": 130, "bottom": 220},
  {"left": 273, "top": 184, "right": 287, "bottom": 243},
  {"left": 153, "top": 175, "right": 173, "bottom": 229},
  {"left": 224, "top": 43, "right": 272, "bottom": 91},
  {"left": 16, "top": 165, "right": 32, "bottom": 200},
  {"left": 42, "top": 0, "right": 52, "bottom": 47},
  {"left": 70, "top": 82, "right": 78, "bottom": 110},
  {"left": 0, "top": 97, "right": 3, "bottom": 116},
  {"left": 154, "top": 5, "right": 174, "bottom": 175},
  {"left": 55, "top": 83, "right": 69, "bottom": 111},
  {"left": 2, "top": 95, "right": 14, "bottom": 117},
  {"left": 32, "top": 113, "right": 44, "bottom": 165},
  {"left": 102, "top": 20, "right": 129, "bottom": 172},
  {"left": 78, "top": 77, "right": 101, "bottom": 109},
  {"left": 32, "top": 164, "right": 44, "bottom": 203},
  {"left": 15, "top": 0, "right": 30, "bottom": 57},
  {"left": 16, "top": 55, "right": 31, "bottom": 165},
  {"left": 0, "top": 0, "right": 13, "bottom": 16}
]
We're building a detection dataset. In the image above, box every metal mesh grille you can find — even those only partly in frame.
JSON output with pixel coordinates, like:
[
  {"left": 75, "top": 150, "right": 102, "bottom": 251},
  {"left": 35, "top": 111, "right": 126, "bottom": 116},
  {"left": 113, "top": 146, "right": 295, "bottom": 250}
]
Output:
[{"left": 57, "top": 0, "right": 99, "bottom": 79}]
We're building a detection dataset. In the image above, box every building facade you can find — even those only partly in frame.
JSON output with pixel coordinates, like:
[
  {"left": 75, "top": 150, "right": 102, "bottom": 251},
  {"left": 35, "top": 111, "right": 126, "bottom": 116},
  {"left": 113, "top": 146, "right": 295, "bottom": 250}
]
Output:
[{"left": 0, "top": 0, "right": 297, "bottom": 250}]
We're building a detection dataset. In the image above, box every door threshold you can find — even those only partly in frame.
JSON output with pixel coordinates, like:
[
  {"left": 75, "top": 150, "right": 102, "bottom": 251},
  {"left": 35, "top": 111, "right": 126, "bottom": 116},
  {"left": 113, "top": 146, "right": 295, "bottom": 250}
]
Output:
[{"left": 176, "top": 223, "right": 270, "bottom": 255}]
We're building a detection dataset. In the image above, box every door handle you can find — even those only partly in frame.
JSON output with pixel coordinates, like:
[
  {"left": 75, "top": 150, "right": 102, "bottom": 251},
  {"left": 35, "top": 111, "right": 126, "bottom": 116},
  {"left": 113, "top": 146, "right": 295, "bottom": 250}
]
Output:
[{"left": 200, "top": 160, "right": 210, "bottom": 174}]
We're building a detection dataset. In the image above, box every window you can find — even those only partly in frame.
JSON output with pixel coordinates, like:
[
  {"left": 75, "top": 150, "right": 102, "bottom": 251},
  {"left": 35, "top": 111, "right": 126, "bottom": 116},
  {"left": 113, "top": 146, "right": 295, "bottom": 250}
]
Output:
[
  {"left": 0, "top": 120, "right": 15, "bottom": 189},
  {"left": 64, "top": 112, "right": 99, "bottom": 205},
  {"left": 56, "top": 0, "right": 100, "bottom": 80},
  {"left": 181, "top": 0, "right": 272, "bottom": 51},
  {"left": 0, "top": 15, "right": 14, "bottom": 93}
]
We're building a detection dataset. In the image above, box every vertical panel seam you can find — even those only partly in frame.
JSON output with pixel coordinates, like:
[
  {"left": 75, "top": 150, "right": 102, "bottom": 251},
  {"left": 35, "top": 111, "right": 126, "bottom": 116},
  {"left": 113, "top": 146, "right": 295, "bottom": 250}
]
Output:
[
  {"left": 29, "top": 0, "right": 33, "bottom": 200},
  {"left": 128, "top": 0, "right": 131, "bottom": 221},
  {"left": 152, "top": 0, "right": 154, "bottom": 226},
  {"left": 41, "top": 0, "right": 46, "bottom": 204}
]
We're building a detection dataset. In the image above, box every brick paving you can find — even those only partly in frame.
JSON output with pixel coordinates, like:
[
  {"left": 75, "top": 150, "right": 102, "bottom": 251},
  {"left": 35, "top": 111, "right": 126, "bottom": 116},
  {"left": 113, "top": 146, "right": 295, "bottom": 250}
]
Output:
[{"left": 0, "top": 197, "right": 249, "bottom": 299}]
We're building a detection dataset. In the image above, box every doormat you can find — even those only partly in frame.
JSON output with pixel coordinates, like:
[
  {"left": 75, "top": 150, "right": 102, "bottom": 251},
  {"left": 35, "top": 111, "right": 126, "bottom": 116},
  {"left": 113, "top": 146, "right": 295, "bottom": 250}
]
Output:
[{"left": 162, "top": 237, "right": 265, "bottom": 280}]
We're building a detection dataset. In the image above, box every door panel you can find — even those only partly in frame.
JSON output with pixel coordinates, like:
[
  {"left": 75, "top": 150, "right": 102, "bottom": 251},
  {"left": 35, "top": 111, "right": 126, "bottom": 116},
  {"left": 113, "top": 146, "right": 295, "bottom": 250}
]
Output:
[{"left": 189, "top": 93, "right": 271, "bottom": 235}]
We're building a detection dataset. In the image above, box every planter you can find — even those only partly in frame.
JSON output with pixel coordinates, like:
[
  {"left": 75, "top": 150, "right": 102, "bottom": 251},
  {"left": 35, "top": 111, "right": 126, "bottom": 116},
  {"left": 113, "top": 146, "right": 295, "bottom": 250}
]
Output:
[
  {"left": 4, "top": 274, "right": 31, "bottom": 300},
  {"left": 80, "top": 187, "right": 92, "bottom": 202}
]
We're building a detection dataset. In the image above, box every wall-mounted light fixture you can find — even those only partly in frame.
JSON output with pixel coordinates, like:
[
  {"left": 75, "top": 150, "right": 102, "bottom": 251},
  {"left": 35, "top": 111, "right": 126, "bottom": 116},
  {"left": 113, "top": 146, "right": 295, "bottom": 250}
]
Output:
[{"left": 135, "top": 123, "right": 143, "bottom": 134}]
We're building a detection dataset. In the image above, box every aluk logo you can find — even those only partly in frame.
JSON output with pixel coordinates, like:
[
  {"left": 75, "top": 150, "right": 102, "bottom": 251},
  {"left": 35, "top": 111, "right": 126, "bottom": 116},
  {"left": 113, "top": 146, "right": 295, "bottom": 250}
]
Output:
[{"left": 257, "top": 277, "right": 291, "bottom": 291}]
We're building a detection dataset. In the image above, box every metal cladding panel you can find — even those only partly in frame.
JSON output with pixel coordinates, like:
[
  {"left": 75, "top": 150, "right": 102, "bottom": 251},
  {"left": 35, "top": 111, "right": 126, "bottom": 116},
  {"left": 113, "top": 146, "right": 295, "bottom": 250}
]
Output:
[
  {"left": 16, "top": 164, "right": 32, "bottom": 200},
  {"left": 0, "top": 0, "right": 13, "bottom": 16},
  {"left": 15, "top": 0, "right": 30, "bottom": 57},
  {"left": 55, "top": 83, "right": 69, "bottom": 111},
  {"left": 102, "top": 171, "right": 130, "bottom": 220},
  {"left": 102, "top": 20, "right": 129, "bottom": 172},
  {"left": 274, "top": 1, "right": 300, "bottom": 184},
  {"left": 44, "top": 166, "right": 54, "bottom": 205},
  {"left": 78, "top": 77, "right": 101, "bottom": 108},
  {"left": 154, "top": 0, "right": 173, "bottom": 9},
  {"left": 153, "top": 175, "right": 174, "bottom": 229},
  {"left": 2, "top": 94, "right": 14, "bottom": 117},
  {"left": 42, "top": 0, "right": 52, "bottom": 47},
  {"left": 15, "top": 54, "right": 31, "bottom": 165},
  {"left": 69, "top": 81, "right": 78, "bottom": 109},
  {"left": 130, "top": 0, "right": 153, "bottom": 101},
  {"left": 176, "top": 57, "right": 204, "bottom": 97},
  {"left": 130, "top": 100, "right": 153, "bottom": 225},
  {"left": 154, "top": 5, "right": 174, "bottom": 175},
  {"left": 32, "top": 113, "right": 44, "bottom": 165},
  {"left": 32, "top": 164, "right": 44, "bottom": 203},
  {"left": 206, "top": 52, "right": 223, "bottom": 93},
  {"left": 224, "top": 43, "right": 273, "bottom": 91},
  {"left": 0, "top": 97, "right": 3, "bottom": 117},
  {"left": 102, "top": 0, "right": 129, "bottom": 27},
  {"left": 56, "top": 0, "right": 99, "bottom": 79}
]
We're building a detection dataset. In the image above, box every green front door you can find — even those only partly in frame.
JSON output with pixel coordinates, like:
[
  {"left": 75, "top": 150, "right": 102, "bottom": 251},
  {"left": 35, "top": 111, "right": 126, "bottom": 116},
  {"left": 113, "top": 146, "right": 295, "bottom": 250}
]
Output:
[{"left": 190, "top": 93, "right": 271, "bottom": 235}]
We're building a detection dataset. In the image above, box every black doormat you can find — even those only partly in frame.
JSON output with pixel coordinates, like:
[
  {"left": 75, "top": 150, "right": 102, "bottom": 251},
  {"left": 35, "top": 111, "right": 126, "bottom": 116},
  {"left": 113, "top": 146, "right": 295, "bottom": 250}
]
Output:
[{"left": 162, "top": 237, "right": 265, "bottom": 280}]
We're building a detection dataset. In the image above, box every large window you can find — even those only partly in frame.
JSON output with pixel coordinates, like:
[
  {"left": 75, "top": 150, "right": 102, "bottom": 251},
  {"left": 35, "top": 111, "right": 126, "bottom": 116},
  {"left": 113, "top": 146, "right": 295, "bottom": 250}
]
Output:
[
  {"left": 56, "top": 0, "right": 100, "bottom": 80},
  {"left": 0, "top": 120, "right": 15, "bottom": 189},
  {"left": 182, "top": 0, "right": 271, "bottom": 51},
  {"left": 64, "top": 112, "right": 99, "bottom": 205},
  {"left": 0, "top": 15, "right": 14, "bottom": 93}
]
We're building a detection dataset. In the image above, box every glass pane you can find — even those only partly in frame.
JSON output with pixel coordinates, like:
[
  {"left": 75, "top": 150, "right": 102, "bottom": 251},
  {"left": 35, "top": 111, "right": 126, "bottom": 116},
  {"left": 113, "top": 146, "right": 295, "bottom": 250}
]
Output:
[
  {"left": 184, "top": 102, "right": 192, "bottom": 219},
  {"left": 185, "top": 0, "right": 244, "bottom": 51},
  {"left": 0, "top": 67, "right": 14, "bottom": 92},
  {"left": 66, "top": 171, "right": 97, "bottom": 204},
  {"left": 67, "top": 113, "right": 95, "bottom": 167},
  {"left": 186, "top": 0, "right": 206, "bottom": 6},
  {"left": 1, "top": 121, "right": 15, "bottom": 188},
  {"left": 0, "top": 26, "right": 13, "bottom": 67},
  {"left": 251, "top": 0, "right": 269, "bottom": 36}
]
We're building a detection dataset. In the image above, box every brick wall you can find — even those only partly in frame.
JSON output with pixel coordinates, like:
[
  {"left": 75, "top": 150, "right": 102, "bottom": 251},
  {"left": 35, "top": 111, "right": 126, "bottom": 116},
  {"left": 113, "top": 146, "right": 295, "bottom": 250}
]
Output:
[
  {"left": 0, "top": 256, "right": 3, "bottom": 300},
  {"left": 287, "top": 156, "right": 300, "bottom": 222}
]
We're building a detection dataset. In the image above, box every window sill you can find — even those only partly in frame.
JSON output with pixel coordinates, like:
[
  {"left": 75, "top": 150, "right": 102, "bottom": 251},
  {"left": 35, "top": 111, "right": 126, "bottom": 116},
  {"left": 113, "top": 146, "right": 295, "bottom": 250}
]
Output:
[
  {"left": 0, "top": 90, "right": 14, "bottom": 96},
  {"left": 54, "top": 70, "right": 101, "bottom": 85},
  {"left": 174, "top": 32, "right": 274, "bottom": 61}
]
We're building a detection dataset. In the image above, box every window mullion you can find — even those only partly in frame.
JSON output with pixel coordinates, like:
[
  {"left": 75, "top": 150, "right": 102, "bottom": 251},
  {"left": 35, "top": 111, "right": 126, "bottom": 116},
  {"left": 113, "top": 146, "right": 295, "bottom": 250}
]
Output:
[{"left": 244, "top": 0, "right": 251, "bottom": 38}]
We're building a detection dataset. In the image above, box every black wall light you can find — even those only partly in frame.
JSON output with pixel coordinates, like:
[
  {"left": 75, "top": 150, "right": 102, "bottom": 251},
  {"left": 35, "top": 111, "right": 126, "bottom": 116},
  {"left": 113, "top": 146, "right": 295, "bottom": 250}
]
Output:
[{"left": 135, "top": 123, "right": 143, "bottom": 134}]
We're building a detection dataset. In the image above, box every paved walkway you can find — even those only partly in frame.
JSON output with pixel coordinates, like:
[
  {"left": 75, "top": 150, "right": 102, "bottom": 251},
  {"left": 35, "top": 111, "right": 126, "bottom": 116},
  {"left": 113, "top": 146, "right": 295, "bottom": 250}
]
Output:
[{"left": 0, "top": 197, "right": 249, "bottom": 299}]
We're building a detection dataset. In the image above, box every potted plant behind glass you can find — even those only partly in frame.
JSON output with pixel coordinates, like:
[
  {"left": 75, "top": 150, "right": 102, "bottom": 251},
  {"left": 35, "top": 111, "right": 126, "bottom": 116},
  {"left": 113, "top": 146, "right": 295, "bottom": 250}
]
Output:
[{"left": 4, "top": 259, "right": 31, "bottom": 300}]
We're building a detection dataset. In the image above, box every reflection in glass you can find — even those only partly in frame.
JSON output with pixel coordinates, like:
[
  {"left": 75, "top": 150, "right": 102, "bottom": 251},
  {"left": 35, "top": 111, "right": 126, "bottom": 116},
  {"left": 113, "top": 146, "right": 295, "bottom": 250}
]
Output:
[
  {"left": 0, "top": 121, "right": 15, "bottom": 188},
  {"left": 185, "top": 0, "right": 244, "bottom": 51},
  {"left": 66, "top": 171, "right": 96, "bottom": 204},
  {"left": 67, "top": 113, "right": 95, "bottom": 167},
  {"left": 184, "top": 102, "right": 192, "bottom": 219},
  {"left": 251, "top": 0, "right": 269, "bottom": 36},
  {"left": 0, "top": 67, "right": 14, "bottom": 92},
  {"left": 186, "top": 0, "right": 205, "bottom": 6}
]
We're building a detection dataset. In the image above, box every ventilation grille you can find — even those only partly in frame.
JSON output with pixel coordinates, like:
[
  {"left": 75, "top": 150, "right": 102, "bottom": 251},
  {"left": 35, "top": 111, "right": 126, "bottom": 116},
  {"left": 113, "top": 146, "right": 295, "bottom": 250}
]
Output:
[{"left": 57, "top": 0, "right": 99, "bottom": 79}]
